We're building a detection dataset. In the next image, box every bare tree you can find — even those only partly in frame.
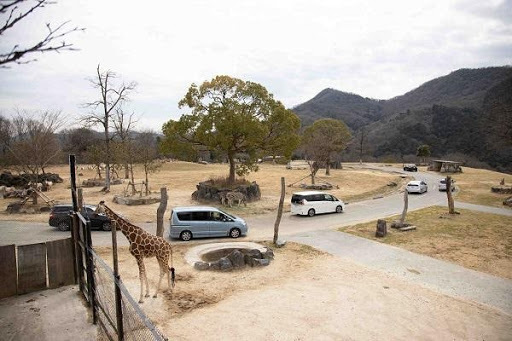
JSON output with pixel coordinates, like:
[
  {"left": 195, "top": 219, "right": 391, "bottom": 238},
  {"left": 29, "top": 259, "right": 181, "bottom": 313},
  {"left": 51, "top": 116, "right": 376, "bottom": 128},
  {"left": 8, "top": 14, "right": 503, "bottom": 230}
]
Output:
[
  {"left": 6, "top": 110, "right": 64, "bottom": 175},
  {"left": 113, "top": 106, "right": 137, "bottom": 179},
  {"left": 0, "top": 0, "right": 84, "bottom": 67},
  {"left": 134, "top": 131, "right": 160, "bottom": 196},
  {"left": 82, "top": 65, "right": 136, "bottom": 192}
]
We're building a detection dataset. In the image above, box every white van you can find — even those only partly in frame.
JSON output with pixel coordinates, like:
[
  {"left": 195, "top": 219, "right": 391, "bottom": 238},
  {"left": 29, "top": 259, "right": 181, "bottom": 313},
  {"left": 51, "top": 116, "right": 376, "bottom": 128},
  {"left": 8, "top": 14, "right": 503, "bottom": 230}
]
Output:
[{"left": 290, "top": 191, "right": 345, "bottom": 217}]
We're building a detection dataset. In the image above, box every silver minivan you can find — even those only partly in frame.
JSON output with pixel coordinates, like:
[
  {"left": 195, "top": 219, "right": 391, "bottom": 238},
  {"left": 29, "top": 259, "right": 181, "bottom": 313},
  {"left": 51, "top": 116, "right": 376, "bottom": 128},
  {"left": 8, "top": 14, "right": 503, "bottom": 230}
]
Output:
[{"left": 169, "top": 206, "right": 248, "bottom": 241}]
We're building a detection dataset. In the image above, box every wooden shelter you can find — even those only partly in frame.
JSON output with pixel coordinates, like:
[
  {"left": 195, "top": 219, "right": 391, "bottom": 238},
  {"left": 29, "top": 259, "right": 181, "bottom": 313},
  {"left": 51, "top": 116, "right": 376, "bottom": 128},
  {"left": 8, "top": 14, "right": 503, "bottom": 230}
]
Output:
[{"left": 428, "top": 160, "right": 463, "bottom": 173}]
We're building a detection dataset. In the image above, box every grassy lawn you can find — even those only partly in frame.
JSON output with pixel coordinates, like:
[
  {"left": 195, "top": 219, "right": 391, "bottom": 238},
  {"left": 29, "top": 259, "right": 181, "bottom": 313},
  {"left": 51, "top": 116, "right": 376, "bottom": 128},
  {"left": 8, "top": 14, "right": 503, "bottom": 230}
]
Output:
[
  {"left": 339, "top": 206, "right": 512, "bottom": 279},
  {"left": 0, "top": 161, "right": 408, "bottom": 223},
  {"left": 448, "top": 167, "right": 512, "bottom": 208}
]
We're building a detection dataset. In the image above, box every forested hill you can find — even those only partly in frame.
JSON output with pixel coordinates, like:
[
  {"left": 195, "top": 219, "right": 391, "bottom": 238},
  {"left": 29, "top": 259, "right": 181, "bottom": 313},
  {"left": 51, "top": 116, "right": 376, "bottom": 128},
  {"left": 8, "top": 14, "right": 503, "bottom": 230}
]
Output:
[
  {"left": 292, "top": 88, "right": 383, "bottom": 129},
  {"left": 291, "top": 66, "right": 512, "bottom": 172},
  {"left": 383, "top": 67, "right": 512, "bottom": 114},
  {"left": 292, "top": 66, "right": 512, "bottom": 131}
]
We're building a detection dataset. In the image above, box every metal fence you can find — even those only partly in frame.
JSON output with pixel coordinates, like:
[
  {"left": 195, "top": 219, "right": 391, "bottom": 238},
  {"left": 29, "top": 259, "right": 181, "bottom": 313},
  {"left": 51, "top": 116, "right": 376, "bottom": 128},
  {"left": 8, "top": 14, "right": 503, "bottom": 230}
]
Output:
[{"left": 73, "top": 211, "right": 167, "bottom": 341}]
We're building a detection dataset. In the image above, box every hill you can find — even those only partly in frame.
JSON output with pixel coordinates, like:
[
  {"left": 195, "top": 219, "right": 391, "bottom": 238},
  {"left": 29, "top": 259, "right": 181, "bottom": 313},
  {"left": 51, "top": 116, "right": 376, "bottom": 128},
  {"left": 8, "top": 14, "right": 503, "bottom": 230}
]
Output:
[
  {"left": 291, "top": 66, "right": 512, "bottom": 172},
  {"left": 292, "top": 88, "right": 384, "bottom": 129}
]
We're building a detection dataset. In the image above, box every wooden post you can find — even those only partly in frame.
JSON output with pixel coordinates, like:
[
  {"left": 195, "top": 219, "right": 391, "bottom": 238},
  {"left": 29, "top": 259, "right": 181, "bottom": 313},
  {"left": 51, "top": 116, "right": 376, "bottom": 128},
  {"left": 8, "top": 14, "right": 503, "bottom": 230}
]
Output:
[
  {"left": 69, "top": 154, "right": 79, "bottom": 212},
  {"left": 156, "top": 187, "right": 168, "bottom": 237},
  {"left": 273, "top": 177, "right": 285, "bottom": 245},
  {"left": 399, "top": 190, "right": 408, "bottom": 226},
  {"left": 111, "top": 221, "right": 124, "bottom": 340},
  {"left": 376, "top": 219, "right": 387, "bottom": 237},
  {"left": 446, "top": 176, "right": 456, "bottom": 214}
]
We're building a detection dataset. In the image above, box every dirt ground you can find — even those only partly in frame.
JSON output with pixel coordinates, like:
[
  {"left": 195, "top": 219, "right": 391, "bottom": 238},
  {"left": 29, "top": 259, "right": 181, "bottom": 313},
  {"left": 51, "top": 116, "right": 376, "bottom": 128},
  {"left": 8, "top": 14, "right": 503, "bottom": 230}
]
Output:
[
  {"left": 341, "top": 206, "right": 512, "bottom": 279},
  {"left": 95, "top": 242, "right": 512, "bottom": 340},
  {"left": 0, "top": 162, "right": 407, "bottom": 223}
]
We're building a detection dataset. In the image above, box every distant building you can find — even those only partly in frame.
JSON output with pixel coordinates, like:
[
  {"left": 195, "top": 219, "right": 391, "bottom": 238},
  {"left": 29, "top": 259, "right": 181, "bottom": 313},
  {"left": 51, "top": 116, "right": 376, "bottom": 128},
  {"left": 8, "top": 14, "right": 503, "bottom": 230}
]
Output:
[{"left": 428, "top": 160, "right": 463, "bottom": 173}]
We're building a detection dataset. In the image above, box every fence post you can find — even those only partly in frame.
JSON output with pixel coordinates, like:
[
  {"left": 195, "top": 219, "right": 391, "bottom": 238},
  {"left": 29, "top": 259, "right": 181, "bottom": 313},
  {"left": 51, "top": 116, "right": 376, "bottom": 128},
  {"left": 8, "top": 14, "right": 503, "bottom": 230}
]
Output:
[
  {"left": 111, "top": 221, "right": 124, "bottom": 340},
  {"left": 84, "top": 220, "right": 97, "bottom": 324}
]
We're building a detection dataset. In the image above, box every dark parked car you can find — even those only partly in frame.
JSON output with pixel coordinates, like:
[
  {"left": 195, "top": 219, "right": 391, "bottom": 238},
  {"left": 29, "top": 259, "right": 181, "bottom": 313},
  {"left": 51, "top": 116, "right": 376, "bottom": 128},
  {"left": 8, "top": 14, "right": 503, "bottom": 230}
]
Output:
[
  {"left": 49, "top": 204, "right": 111, "bottom": 231},
  {"left": 403, "top": 164, "right": 418, "bottom": 172}
]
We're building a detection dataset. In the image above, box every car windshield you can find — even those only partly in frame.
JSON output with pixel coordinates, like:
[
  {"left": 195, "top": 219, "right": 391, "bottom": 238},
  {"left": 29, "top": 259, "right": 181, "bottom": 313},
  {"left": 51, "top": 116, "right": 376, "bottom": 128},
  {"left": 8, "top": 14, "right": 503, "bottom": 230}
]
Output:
[{"left": 218, "top": 209, "right": 236, "bottom": 220}]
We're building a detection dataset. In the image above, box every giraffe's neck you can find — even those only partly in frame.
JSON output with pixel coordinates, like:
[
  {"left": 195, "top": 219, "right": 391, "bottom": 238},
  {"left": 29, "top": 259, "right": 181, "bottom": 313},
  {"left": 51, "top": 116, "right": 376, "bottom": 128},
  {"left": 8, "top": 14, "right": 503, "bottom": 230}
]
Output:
[{"left": 103, "top": 205, "right": 144, "bottom": 242}]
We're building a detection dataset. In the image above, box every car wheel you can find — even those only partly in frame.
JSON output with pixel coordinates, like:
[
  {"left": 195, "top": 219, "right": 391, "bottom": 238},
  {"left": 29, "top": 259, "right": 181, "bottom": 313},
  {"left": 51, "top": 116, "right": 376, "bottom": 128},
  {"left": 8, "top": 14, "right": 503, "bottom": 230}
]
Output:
[
  {"left": 57, "top": 221, "right": 70, "bottom": 231},
  {"left": 229, "top": 228, "right": 241, "bottom": 238},
  {"left": 308, "top": 209, "right": 315, "bottom": 217},
  {"left": 180, "top": 230, "right": 192, "bottom": 241},
  {"left": 336, "top": 205, "right": 343, "bottom": 213},
  {"left": 102, "top": 222, "right": 111, "bottom": 231}
]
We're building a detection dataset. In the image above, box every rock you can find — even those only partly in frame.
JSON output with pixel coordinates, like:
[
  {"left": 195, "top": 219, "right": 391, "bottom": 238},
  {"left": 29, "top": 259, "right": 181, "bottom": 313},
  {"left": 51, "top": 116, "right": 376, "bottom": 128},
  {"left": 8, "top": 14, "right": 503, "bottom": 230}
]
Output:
[
  {"left": 252, "top": 258, "right": 270, "bottom": 267},
  {"left": 492, "top": 186, "right": 512, "bottom": 194},
  {"left": 194, "top": 262, "right": 210, "bottom": 271},
  {"left": 261, "top": 248, "right": 275, "bottom": 260},
  {"left": 227, "top": 250, "right": 245, "bottom": 268},
  {"left": 113, "top": 195, "right": 161, "bottom": 206},
  {"left": 376, "top": 219, "right": 387, "bottom": 237},
  {"left": 241, "top": 249, "right": 262, "bottom": 259},
  {"left": 274, "top": 240, "right": 286, "bottom": 248},
  {"left": 192, "top": 180, "right": 261, "bottom": 203},
  {"left": 503, "top": 196, "right": 512, "bottom": 207},
  {"left": 218, "top": 257, "right": 233, "bottom": 271},
  {"left": 398, "top": 226, "right": 417, "bottom": 232},
  {"left": 387, "top": 182, "right": 397, "bottom": 187},
  {"left": 209, "top": 261, "right": 221, "bottom": 271}
]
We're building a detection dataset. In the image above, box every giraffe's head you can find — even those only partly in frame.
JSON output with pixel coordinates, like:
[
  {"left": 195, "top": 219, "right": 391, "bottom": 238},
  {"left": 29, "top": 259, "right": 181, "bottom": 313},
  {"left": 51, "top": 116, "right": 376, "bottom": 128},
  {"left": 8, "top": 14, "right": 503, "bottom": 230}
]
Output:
[{"left": 95, "top": 200, "right": 107, "bottom": 214}]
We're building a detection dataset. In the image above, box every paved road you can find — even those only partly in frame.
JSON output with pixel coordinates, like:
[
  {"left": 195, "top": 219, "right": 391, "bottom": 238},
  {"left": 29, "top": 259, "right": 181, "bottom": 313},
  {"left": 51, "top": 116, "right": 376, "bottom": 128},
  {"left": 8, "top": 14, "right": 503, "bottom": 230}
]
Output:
[{"left": 290, "top": 229, "right": 512, "bottom": 315}]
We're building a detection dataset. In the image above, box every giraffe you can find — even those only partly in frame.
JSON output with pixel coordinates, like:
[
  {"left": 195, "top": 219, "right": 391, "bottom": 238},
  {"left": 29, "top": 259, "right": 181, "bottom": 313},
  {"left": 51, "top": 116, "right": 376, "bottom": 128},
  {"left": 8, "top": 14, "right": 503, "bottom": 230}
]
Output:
[{"left": 95, "top": 201, "right": 175, "bottom": 303}]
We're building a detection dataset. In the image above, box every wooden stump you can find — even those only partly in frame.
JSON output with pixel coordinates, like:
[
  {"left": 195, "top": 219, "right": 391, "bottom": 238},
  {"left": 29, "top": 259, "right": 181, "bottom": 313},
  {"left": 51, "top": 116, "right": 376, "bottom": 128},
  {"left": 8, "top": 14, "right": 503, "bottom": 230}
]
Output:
[{"left": 376, "top": 219, "right": 387, "bottom": 237}]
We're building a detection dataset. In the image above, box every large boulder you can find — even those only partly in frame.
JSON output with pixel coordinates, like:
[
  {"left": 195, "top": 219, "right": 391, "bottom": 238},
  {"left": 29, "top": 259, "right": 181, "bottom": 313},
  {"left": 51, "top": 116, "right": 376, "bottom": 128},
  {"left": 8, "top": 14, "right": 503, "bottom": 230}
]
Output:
[
  {"left": 113, "top": 195, "right": 160, "bottom": 206},
  {"left": 192, "top": 180, "right": 261, "bottom": 203}
]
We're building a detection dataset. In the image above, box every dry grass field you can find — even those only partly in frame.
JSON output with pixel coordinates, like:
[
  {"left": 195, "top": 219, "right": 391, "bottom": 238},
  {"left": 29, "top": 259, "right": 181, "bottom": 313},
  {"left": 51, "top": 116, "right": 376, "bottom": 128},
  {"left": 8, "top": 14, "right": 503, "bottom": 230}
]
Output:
[
  {"left": 340, "top": 206, "right": 512, "bottom": 279},
  {"left": 448, "top": 167, "right": 512, "bottom": 208},
  {"left": 0, "top": 161, "right": 407, "bottom": 223}
]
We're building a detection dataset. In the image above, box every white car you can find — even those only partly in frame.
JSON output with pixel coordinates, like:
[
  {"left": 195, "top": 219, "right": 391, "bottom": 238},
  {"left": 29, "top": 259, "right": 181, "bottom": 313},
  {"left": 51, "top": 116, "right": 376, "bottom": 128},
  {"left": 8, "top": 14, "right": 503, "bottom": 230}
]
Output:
[
  {"left": 438, "top": 178, "right": 455, "bottom": 191},
  {"left": 406, "top": 180, "right": 428, "bottom": 194},
  {"left": 291, "top": 191, "right": 345, "bottom": 217}
]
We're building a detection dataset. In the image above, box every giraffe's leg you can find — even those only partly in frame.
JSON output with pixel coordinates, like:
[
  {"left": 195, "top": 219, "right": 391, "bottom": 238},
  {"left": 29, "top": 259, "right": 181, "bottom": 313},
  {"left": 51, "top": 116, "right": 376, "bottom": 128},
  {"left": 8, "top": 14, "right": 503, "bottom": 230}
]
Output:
[
  {"left": 153, "top": 259, "right": 166, "bottom": 298},
  {"left": 144, "top": 263, "right": 150, "bottom": 298},
  {"left": 136, "top": 258, "right": 146, "bottom": 303}
]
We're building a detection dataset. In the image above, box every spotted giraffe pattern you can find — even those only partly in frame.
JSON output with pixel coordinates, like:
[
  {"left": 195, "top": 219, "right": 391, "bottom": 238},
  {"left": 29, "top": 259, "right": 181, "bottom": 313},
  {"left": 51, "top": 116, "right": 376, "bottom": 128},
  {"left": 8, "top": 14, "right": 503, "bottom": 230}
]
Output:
[{"left": 96, "top": 201, "right": 175, "bottom": 303}]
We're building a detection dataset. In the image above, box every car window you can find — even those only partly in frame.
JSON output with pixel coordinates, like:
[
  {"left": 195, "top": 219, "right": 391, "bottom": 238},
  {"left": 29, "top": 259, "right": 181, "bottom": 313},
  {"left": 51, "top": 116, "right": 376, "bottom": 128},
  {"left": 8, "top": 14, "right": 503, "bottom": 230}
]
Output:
[
  {"left": 211, "top": 211, "right": 223, "bottom": 221},
  {"left": 324, "top": 194, "right": 333, "bottom": 201},
  {"left": 291, "top": 195, "right": 304, "bottom": 203},
  {"left": 177, "top": 212, "right": 192, "bottom": 221},
  {"left": 192, "top": 211, "right": 209, "bottom": 221}
]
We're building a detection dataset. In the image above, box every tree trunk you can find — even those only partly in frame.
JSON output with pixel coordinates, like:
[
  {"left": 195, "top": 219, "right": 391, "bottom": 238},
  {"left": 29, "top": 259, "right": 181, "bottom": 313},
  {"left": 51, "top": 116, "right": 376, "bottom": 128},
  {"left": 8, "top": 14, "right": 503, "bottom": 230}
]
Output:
[
  {"left": 446, "top": 176, "right": 455, "bottom": 214},
  {"left": 124, "top": 162, "right": 129, "bottom": 179},
  {"left": 399, "top": 190, "right": 408, "bottom": 226},
  {"left": 104, "top": 128, "right": 111, "bottom": 192},
  {"left": 156, "top": 187, "right": 168, "bottom": 237},
  {"left": 325, "top": 159, "right": 331, "bottom": 176},
  {"left": 144, "top": 165, "right": 149, "bottom": 196},
  {"left": 273, "top": 177, "right": 285, "bottom": 245},
  {"left": 228, "top": 152, "right": 236, "bottom": 184}
]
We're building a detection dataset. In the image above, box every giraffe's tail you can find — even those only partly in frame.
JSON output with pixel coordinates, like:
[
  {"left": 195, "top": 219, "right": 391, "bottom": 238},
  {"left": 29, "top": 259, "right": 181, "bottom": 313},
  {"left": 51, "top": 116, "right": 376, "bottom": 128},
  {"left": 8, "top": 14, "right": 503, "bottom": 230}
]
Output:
[{"left": 169, "top": 267, "right": 176, "bottom": 288}]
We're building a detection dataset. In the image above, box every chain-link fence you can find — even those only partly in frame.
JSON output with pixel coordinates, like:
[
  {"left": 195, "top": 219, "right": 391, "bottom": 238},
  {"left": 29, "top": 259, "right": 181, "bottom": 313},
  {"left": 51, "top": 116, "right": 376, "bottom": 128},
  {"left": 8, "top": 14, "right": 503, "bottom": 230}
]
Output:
[{"left": 92, "top": 249, "right": 167, "bottom": 341}]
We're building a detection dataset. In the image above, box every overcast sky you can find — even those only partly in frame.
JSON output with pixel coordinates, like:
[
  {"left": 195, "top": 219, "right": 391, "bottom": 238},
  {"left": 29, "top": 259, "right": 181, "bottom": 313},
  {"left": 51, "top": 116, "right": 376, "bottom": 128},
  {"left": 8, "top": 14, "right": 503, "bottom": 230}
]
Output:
[{"left": 0, "top": 0, "right": 511, "bottom": 132}]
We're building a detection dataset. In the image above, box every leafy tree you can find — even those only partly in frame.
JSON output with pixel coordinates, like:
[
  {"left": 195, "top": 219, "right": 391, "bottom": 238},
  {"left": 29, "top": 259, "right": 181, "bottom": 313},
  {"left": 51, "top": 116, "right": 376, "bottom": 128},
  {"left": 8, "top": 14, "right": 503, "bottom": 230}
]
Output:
[
  {"left": 161, "top": 75, "right": 301, "bottom": 183},
  {"left": 416, "top": 144, "right": 431, "bottom": 164},
  {"left": 301, "top": 118, "right": 352, "bottom": 176},
  {"left": 0, "top": 0, "right": 84, "bottom": 67}
]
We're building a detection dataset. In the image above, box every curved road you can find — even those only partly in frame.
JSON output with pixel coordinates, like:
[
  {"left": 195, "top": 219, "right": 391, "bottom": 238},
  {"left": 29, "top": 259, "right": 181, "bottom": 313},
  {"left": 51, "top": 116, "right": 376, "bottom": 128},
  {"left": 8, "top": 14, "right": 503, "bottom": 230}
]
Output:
[{"left": 1, "top": 167, "right": 511, "bottom": 314}]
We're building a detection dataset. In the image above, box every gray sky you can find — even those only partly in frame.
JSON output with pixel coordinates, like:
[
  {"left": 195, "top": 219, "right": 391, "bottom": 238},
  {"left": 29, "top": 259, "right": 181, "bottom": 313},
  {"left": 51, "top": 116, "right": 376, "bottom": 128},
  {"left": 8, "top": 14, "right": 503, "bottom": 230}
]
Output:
[{"left": 0, "top": 0, "right": 511, "bottom": 132}]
